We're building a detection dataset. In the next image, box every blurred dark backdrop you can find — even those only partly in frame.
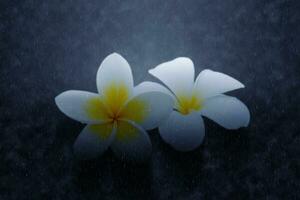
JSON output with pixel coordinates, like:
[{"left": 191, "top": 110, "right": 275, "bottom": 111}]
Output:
[{"left": 1, "top": 0, "right": 300, "bottom": 199}]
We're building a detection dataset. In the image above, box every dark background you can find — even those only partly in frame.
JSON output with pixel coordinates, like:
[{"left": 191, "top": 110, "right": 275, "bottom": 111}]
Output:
[{"left": 1, "top": 0, "right": 300, "bottom": 199}]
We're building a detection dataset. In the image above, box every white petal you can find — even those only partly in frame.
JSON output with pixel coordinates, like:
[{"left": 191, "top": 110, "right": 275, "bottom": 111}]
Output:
[
  {"left": 133, "top": 81, "right": 175, "bottom": 100},
  {"left": 201, "top": 95, "right": 250, "bottom": 129},
  {"left": 159, "top": 111, "right": 205, "bottom": 151},
  {"left": 121, "top": 91, "right": 174, "bottom": 130},
  {"left": 194, "top": 69, "right": 245, "bottom": 99},
  {"left": 111, "top": 120, "right": 151, "bottom": 162},
  {"left": 96, "top": 53, "right": 134, "bottom": 96},
  {"left": 55, "top": 90, "right": 107, "bottom": 123},
  {"left": 73, "top": 123, "right": 116, "bottom": 160},
  {"left": 149, "top": 57, "right": 195, "bottom": 97}
]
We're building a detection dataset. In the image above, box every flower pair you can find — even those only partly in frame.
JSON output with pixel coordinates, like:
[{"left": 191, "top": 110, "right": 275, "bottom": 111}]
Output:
[{"left": 55, "top": 53, "right": 250, "bottom": 161}]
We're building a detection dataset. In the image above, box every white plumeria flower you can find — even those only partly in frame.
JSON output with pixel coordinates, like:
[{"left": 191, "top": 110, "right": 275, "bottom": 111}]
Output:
[
  {"left": 55, "top": 53, "right": 173, "bottom": 161},
  {"left": 149, "top": 57, "right": 250, "bottom": 151}
]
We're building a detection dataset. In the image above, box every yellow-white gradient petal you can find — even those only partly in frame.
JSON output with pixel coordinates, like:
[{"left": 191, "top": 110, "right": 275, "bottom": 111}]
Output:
[
  {"left": 73, "top": 123, "right": 116, "bottom": 159},
  {"left": 159, "top": 111, "right": 205, "bottom": 151},
  {"left": 149, "top": 57, "right": 195, "bottom": 97},
  {"left": 194, "top": 69, "right": 244, "bottom": 99},
  {"left": 133, "top": 81, "right": 175, "bottom": 100},
  {"left": 121, "top": 91, "right": 174, "bottom": 130},
  {"left": 201, "top": 95, "right": 250, "bottom": 129},
  {"left": 96, "top": 53, "right": 134, "bottom": 97},
  {"left": 55, "top": 90, "right": 108, "bottom": 124},
  {"left": 111, "top": 120, "right": 151, "bottom": 162}
]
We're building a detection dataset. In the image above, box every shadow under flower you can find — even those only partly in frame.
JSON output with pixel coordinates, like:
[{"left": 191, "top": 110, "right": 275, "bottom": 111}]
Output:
[
  {"left": 54, "top": 118, "right": 153, "bottom": 199},
  {"left": 71, "top": 155, "right": 153, "bottom": 199},
  {"left": 54, "top": 116, "right": 251, "bottom": 199}
]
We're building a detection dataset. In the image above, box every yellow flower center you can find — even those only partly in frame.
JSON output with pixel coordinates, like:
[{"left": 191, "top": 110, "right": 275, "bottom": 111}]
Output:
[
  {"left": 85, "top": 83, "right": 148, "bottom": 124},
  {"left": 84, "top": 83, "right": 149, "bottom": 141},
  {"left": 102, "top": 83, "right": 129, "bottom": 119},
  {"left": 176, "top": 93, "right": 203, "bottom": 115},
  {"left": 88, "top": 121, "right": 140, "bottom": 141}
]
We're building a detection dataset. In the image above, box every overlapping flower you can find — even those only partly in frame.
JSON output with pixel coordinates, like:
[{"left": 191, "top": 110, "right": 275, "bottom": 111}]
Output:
[
  {"left": 55, "top": 53, "right": 173, "bottom": 161},
  {"left": 55, "top": 53, "right": 250, "bottom": 161},
  {"left": 149, "top": 57, "right": 250, "bottom": 151}
]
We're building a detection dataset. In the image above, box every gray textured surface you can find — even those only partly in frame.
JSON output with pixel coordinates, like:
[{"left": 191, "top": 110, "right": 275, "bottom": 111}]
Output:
[{"left": 1, "top": 0, "right": 300, "bottom": 199}]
